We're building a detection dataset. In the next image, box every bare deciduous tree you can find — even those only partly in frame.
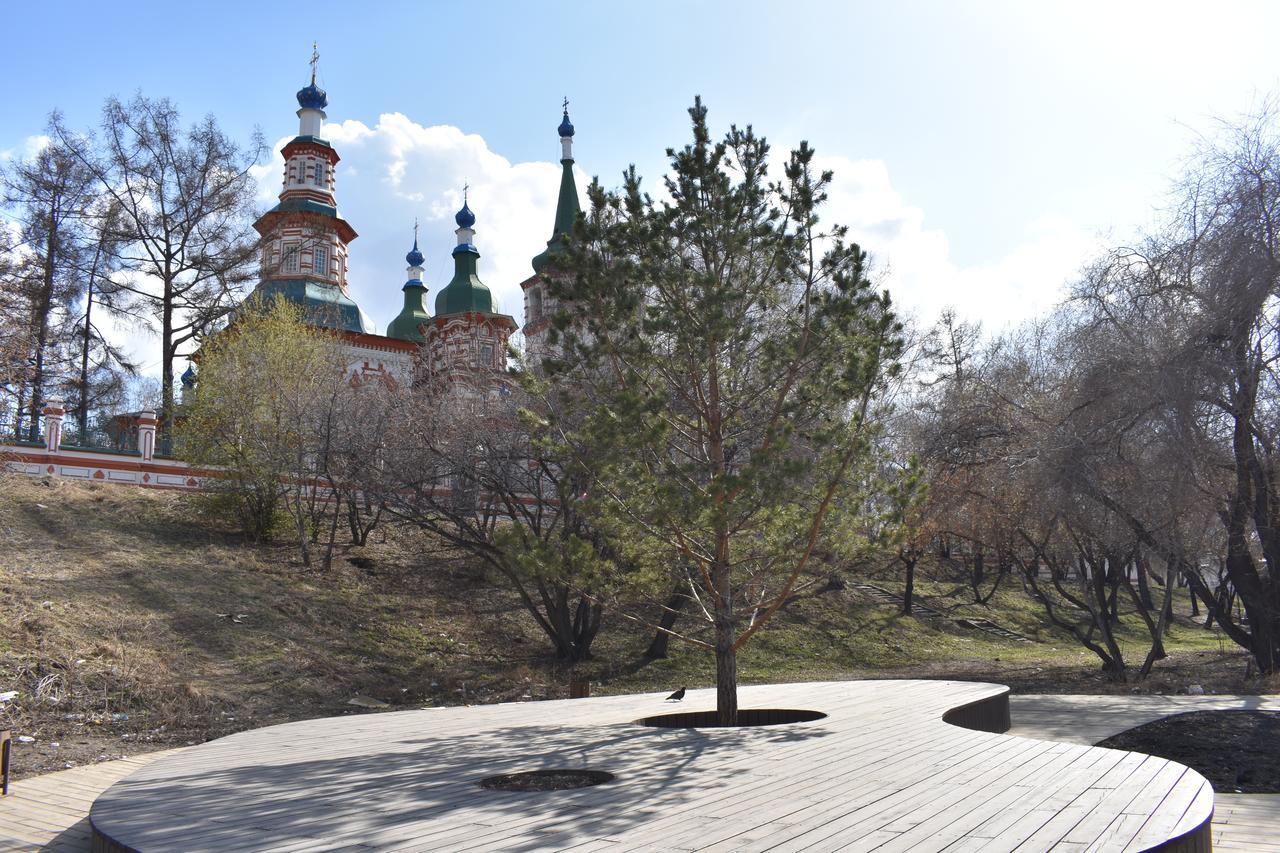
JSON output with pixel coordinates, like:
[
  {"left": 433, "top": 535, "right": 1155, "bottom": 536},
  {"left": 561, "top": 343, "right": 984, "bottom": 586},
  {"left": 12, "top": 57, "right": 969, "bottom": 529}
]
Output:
[{"left": 54, "top": 96, "right": 265, "bottom": 443}]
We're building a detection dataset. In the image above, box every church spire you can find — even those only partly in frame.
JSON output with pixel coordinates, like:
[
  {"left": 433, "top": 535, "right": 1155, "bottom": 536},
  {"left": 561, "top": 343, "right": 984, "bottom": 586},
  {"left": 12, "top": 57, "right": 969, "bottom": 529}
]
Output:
[
  {"left": 295, "top": 42, "right": 328, "bottom": 137},
  {"left": 435, "top": 192, "right": 496, "bottom": 316},
  {"left": 387, "top": 223, "right": 430, "bottom": 342},
  {"left": 248, "top": 53, "right": 368, "bottom": 335},
  {"left": 531, "top": 101, "right": 582, "bottom": 274}
]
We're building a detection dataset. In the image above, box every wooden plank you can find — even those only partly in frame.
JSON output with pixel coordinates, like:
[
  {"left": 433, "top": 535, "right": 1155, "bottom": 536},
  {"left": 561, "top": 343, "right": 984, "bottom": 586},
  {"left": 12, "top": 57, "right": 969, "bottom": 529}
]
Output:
[
  {"left": 63, "top": 682, "right": 1233, "bottom": 852},
  {"left": 1127, "top": 772, "right": 1214, "bottom": 850}
]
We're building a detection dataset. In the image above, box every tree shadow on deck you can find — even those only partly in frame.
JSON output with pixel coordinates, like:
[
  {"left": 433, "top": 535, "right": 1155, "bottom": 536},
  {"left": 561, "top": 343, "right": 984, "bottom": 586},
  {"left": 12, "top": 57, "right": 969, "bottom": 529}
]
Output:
[{"left": 90, "top": 716, "right": 832, "bottom": 851}]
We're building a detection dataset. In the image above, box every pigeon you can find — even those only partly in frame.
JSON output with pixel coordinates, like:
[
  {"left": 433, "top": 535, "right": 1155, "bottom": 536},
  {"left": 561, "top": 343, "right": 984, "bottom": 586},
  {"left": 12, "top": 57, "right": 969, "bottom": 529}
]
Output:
[{"left": 665, "top": 687, "right": 686, "bottom": 702}]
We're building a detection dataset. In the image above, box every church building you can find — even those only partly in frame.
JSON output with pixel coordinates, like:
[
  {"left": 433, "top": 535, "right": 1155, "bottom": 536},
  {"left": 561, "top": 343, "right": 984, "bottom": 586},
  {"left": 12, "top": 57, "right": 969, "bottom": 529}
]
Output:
[{"left": 239, "top": 62, "right": 582, "bottom": 397}]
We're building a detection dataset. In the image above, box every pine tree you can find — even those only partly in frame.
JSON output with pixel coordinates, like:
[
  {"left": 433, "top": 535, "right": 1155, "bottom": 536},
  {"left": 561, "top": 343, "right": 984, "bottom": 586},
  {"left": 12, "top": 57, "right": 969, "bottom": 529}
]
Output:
[{"left": 540, "top": 99, "right": 905, "bottom": 724}]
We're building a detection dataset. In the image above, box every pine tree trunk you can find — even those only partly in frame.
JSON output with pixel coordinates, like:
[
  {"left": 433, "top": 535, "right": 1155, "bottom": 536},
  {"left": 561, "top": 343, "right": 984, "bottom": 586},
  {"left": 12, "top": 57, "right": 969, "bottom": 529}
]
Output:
[
  {"left": 714, "top": 560, "right": 738, "bottom": 726},
  {"left": 715, "top": 616, "right": 738, "bottom": 727},
  {"left": 972, "top": 550, "right": 985, "bottom": 603},
  {"left": 644, "top": 589, "right": 687, "bottom": 659},
  {"left": 902, "top": 551, "right": 916, "bottom": 616}
]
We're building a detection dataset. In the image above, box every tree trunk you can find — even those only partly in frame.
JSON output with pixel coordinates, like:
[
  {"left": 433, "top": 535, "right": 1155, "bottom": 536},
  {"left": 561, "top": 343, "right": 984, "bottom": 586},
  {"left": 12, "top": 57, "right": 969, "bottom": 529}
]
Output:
[
  {"left": 1105, "top": 563, "right": 1122, "bottom": 626},
  {"left": 971, "top": 549, "right": 985, "bottom": 603},
  {"left": 571, "top": 596, "right": 602, "bottom": 661},
  {"left": 26, "top": 209, "right": 59, "bottom": 442},
  {"left": 644, "top": 588, "right": 688, "bottom": 659},
  {"left": 540, "top": 583, "right": 599, "bottom": 663},
  {"left": 1139, "top": 559, "right": 1177, "bottom": 678},
  {"left": 78, "top": 275, "right": 94, "bottom": 437},
  {"left": 160, "top": 270, "right": 175, "bottom": 450},
  {"left": 1089, "top": 557, "right": 1126, "bottom": 679},
  {"left": 1135, "top": 553, "right": 1155, "bottom": 611},
  {"left": 320, "top": 494, "right": 341, "bottom": 572},
  {"left": 1187, "top": 567, "right": 1200, "bottom": 617},
  {"left": 715, "top": 619, "right": 738, "bottom": 726},
  {"left": 714, "top": 564, "right": 737, "bottom": 726},
  {"left": 901, "top": 551, "right": 917, "bottom": 616}
]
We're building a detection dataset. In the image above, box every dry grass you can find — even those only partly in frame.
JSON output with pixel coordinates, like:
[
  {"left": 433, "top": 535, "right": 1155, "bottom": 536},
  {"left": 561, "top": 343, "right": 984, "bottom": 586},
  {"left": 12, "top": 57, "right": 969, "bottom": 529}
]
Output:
[
  {"left": 0, "top": 474, "right": 558, "bottom": 775},
  {"left": 0, "top": 472, "right": 1263, "bottom": 779}
]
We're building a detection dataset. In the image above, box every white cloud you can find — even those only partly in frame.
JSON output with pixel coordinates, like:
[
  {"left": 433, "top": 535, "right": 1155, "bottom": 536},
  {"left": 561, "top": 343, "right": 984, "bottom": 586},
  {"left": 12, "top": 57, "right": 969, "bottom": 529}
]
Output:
[
  {"left": 253, "top": 117, "right": 1096, "bottom": 341},
  {"left": 257, "top": 113, "right": 580, "bottom": 332},
  {"left": 105, "top": 118, "right": 1102, "bottom": 379},
  {"left": 0, "top": 134, "right": 51, "bottom": 163},
  {"left": 816, "top": 155, "right": 1101, "bottom": 334}
]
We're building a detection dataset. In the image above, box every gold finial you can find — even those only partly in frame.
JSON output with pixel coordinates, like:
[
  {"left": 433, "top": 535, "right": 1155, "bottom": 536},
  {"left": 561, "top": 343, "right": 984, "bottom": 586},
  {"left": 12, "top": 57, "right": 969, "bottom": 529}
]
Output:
[
  {"left": 463, "top": 181, "right": 469, "bottom": 203},
  {"left": 413, "top": 217, "right": 419, "bottom": 241},
  {"left": 562, "top": 96, "right": 569, "bottom": 114},
  {"left": 310, "top": 42, "right": 320, "bottom": 85}
]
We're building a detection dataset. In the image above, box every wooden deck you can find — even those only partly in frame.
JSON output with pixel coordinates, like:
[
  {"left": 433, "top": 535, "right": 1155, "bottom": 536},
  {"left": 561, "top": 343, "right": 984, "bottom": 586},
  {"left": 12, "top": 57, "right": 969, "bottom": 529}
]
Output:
[
  {"left": 84, "top": 681, "right": 1214, "bottom": 851},
  {"left": 0, "top": 750, "right": 181, "bottom": 851}
]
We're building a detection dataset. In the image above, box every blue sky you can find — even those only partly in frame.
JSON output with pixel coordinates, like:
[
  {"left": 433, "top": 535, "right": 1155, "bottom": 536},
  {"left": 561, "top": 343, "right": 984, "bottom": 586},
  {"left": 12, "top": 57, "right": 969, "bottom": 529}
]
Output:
[{"left": 4, "top": 1, "right": 1279, "bottom": 372}]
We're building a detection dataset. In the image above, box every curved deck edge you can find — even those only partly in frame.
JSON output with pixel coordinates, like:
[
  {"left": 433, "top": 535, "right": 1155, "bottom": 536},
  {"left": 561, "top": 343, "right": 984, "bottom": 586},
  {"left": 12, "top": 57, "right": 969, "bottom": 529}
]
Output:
[
  {"left": 940, "top": 685, "right": 1012, "bottom": 733},
  {"left": 89, "top": 813, "right": 136, "bottom": 853},
  {"left": 85, "top": 681, "right": 1219, "bottom": 853},
  {"left": 1140, "top": 807, "right": 1215, "bottom": 853}
]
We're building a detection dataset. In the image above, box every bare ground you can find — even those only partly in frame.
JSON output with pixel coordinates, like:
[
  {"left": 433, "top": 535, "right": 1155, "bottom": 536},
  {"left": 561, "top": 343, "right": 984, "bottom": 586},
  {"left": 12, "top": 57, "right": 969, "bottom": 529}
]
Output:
[{"left": 1, "top": 475, "right": 1272, "bottom": 779}]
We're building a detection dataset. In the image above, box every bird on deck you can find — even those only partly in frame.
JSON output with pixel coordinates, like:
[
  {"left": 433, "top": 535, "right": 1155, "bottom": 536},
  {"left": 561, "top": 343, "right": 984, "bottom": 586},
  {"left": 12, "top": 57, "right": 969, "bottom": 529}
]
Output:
[{"left": 665, "top": 687, "right": 686, "bottom": 702}]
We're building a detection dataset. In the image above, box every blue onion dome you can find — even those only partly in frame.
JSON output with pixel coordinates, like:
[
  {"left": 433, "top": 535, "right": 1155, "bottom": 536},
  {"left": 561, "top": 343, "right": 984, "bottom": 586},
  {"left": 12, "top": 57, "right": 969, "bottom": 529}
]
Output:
[
  {"left": 296, "top": 83, "right": 328, "bottom": 110},
  {"left": 406, "top": 238, "right": 424, "bottom": 267},
  {"left": 455, "top": 201, "right": 476, "bottom": 229},
  {"left": 180, "top": 364, "right": 197, "bottom": 388},
  {"left": 558, "top": 110, "right": 575, "bottom": 138}
]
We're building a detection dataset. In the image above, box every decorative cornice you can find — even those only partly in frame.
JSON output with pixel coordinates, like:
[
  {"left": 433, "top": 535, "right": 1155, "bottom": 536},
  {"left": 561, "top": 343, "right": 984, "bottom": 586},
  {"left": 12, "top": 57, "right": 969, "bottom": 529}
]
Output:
[
  {"left": 282, "top": 138, "right": 341, "bottom": 164},
  {"left": 336, "top": 329, "right": 420, "bottom": 354},
  {"left": 430, "top": 311, "right": 519, "bottom": 332}
]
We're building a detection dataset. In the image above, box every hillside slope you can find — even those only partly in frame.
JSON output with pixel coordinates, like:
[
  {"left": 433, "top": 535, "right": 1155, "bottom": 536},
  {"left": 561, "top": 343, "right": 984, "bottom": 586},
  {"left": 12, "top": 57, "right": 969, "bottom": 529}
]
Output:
[{"left": 0, "top": 474, "right": 1257, "bottom": 777}]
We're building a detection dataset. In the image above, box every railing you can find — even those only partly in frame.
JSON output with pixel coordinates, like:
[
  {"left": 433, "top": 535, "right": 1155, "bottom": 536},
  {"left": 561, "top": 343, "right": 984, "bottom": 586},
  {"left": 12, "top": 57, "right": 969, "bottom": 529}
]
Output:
[
  {"left": 0, "top": 436, "right": 46, "bottom": 448},
  {"left": 0, "top": 427, "right": 41, "bottom": 445},
  {"left": 59, "top": 425, "right": 140, "bottom": 454}
]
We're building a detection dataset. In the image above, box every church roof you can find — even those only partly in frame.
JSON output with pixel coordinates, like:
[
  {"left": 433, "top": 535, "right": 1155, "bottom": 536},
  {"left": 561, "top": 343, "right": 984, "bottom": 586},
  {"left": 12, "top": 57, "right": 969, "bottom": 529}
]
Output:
[
  {"left": 269, "top": 197, "right": 338, "bottom": 217},
  {"left": 388, "top": 236, "right": 430, "bottom": 342},
  {"left": 405, "top": 237, "right": 424, "bottom": 268},
  {"left": 532, "top": 108, "right": 582, "bottom": 274},
  {"left": 436, "top": 249, "right": 495, "bottom": 316},
  {"left": 252, "top": 279, "right": 374, "bottom": 335},
  {"left": 436, "top": 198, "right": 500, "bottom": 317},
  {"left": 387, "top": 282, "right": 430, "bottom": 342},
  {"left": 297, "top": 83, "right": 328, "bottom": 111}
]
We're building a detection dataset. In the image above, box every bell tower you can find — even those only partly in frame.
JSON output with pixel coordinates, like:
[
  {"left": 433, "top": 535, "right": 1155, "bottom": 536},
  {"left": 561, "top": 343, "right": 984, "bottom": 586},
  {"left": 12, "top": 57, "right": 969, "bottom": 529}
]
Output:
[
  {"left": 248, "top": 46, "right": 372, "bottom": 335},
  {"left": 423, "top": 194, "right": 518, "bottom": 400},
  {"left": 521, "top": 102, "right": 582, "bottom": 366}
]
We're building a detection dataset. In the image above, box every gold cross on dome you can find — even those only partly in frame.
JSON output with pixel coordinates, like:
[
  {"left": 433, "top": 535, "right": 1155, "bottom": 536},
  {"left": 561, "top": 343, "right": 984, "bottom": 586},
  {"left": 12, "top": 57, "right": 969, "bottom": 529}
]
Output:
[{"left": 310, "top": 43, "right": 320, "bottom": 84}]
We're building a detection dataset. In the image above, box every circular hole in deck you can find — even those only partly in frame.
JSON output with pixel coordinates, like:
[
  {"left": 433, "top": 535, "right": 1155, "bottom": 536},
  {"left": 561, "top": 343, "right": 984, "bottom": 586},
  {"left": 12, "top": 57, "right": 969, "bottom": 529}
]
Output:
[
  {"left": 479, "top": 769, "right": 615, "bottom": 792},
  {"left": 637, "top": 708, "right": 828, "bottom": 728}
]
